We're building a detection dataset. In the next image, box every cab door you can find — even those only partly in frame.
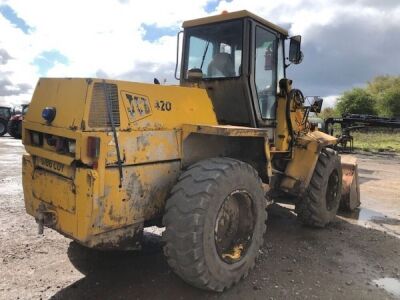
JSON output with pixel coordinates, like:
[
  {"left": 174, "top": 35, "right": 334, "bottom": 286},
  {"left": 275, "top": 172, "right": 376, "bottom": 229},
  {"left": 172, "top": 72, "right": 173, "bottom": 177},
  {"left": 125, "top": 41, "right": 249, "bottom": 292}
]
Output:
[{"left": 249, "top": 23, "right": 285, "bottom": 130}]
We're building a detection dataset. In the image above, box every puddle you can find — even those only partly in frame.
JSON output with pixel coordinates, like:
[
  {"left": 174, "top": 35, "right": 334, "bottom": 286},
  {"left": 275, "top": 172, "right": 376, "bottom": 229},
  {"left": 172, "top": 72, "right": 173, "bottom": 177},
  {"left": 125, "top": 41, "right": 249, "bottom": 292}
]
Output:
[
  {"left": 358, "top": 208, "right": 387, "bottom": 221},
  {"left": 342, "top": 207, "right": 387, "bottom": 222},
  {"left": 373, "top": 277, "right": 400, "bottom": 297}
]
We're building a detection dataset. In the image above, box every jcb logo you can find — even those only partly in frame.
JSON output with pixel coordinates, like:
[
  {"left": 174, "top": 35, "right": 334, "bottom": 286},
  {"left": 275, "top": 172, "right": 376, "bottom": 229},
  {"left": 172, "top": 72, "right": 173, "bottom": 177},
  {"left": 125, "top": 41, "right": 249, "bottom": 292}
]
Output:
[{"left": 122, "top": 92, "right": 152, "bottom": 122}]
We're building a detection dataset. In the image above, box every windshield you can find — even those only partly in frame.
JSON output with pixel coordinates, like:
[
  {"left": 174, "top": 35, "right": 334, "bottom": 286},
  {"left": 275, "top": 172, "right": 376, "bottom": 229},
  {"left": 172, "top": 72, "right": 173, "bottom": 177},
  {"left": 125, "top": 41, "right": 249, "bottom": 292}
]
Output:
[{"left": 184, "top": 20, "right": 243, "bottom": 79}]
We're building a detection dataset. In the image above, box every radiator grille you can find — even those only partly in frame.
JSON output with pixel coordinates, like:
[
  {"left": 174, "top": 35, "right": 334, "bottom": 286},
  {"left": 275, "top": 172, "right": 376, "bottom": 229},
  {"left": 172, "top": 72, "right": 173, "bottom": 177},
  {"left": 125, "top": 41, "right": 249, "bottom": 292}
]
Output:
[{"left": 88, "top": 83, "right": 120, "bottom": 128}]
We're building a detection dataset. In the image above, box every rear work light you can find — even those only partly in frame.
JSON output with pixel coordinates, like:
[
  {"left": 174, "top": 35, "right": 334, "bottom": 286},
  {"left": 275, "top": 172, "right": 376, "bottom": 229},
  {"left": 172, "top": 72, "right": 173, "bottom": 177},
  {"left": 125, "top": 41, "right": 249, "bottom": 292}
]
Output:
[
  {"left": 30, "top": 131, "right": 43, "bottom": 146},
  {"left": 42, "top": 107, "right": 56, "bottom": 123},
  {"left": 87, "top": 136, "right": 100, "bottom": 159},
  {"left": 67, "top": 140, "right": 76, "bottom": 154}
]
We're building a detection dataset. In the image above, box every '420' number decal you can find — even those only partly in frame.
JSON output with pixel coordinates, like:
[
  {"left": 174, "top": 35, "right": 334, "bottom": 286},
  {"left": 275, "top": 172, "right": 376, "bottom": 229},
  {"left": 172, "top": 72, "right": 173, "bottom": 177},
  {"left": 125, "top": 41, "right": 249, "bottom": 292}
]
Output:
[{"left": 155, "top": 100, "right": 172, "bottom": 111}]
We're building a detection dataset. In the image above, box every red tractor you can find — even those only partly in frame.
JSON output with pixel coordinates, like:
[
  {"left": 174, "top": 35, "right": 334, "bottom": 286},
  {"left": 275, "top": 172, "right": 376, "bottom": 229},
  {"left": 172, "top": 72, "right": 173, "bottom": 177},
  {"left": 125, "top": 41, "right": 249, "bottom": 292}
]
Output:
[{"left": 7, "top": 104, "right": 29, "bottom": 139}]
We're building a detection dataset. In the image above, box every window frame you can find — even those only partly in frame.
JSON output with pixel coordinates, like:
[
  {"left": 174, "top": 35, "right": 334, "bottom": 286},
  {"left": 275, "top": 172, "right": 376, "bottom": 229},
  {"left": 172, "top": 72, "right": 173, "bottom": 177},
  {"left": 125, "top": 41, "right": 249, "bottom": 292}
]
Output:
[
  {"left": 249, "top": 21, "right": 285, "bottom": 127},
  {"left": 182, "top": 20, "right": 244, "bottom": 81}
]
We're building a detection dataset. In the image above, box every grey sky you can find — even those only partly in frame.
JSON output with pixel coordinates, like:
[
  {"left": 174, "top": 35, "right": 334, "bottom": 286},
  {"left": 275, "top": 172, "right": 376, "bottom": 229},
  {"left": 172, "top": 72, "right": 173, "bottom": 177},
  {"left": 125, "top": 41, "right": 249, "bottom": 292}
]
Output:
[{"left": 0, "top": 0, "right": 399, "bottom": 107}]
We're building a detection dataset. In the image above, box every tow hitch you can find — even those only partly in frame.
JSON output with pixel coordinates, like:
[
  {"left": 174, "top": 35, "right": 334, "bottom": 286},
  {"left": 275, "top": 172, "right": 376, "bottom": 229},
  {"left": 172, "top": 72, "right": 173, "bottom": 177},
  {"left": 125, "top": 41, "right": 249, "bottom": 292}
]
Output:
[{"left": 36, "top": 204, "right": 57, "bottom": 234}]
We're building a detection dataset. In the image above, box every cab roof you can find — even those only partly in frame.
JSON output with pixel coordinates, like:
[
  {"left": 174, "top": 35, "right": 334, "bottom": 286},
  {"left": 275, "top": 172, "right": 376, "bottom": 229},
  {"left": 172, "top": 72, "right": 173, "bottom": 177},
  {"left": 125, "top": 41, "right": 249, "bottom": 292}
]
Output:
[{"left": 182, "top": 10, "right": 288, "bottom": 36}]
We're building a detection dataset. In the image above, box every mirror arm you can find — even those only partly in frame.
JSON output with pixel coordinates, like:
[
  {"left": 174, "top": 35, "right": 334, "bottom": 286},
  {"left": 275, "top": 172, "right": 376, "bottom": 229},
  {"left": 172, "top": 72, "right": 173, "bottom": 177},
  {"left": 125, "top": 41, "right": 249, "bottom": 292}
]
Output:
[{"left": 174, "top": 30, "right": 183, "bottom": 81}]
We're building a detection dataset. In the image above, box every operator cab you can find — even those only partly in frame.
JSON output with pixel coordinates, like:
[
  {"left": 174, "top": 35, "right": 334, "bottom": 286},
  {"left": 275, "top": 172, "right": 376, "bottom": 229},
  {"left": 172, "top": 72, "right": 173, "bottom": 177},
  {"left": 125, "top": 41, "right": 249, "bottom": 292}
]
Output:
[{"left": 179, "top": 10, "right": 302, "bottom": 129}]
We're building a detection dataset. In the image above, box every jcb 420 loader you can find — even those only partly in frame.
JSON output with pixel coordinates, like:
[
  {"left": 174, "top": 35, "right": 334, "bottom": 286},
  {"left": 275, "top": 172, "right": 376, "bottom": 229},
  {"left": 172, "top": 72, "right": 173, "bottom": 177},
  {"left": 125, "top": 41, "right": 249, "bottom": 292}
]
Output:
[{"left": 22, "top": 10, "right": 360, "bottom": 291}]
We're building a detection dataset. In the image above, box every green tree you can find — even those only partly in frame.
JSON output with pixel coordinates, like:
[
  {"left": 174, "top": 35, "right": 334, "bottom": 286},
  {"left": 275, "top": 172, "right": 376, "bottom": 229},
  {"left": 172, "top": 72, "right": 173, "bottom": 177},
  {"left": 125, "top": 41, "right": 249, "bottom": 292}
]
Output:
[
  {"left": 336, "top": 88, "right": 377, "bottom": 115},
  {"left": 367, "top": 75, "right": 400, "bottom": 95},
  {"left": 367, "top": 75, "right": 400, "bottom": 117},
  {"left": 378, "top": 86, "right": 400, "bottom": 117}
]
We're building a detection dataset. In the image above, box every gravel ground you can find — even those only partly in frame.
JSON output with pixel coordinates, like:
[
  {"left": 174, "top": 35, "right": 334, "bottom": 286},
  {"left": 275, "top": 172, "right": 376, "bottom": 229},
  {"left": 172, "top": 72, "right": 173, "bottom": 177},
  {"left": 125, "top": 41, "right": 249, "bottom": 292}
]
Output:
[{"left": 0, "top": 136, "right": 399, "bottom": 300}]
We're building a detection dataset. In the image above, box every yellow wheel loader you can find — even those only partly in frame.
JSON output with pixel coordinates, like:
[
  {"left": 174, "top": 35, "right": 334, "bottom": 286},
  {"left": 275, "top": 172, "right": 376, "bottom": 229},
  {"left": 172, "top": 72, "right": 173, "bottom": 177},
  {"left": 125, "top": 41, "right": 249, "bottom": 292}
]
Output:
[{"left": 22, "top": 10, "right": 360, "bottom": 292}]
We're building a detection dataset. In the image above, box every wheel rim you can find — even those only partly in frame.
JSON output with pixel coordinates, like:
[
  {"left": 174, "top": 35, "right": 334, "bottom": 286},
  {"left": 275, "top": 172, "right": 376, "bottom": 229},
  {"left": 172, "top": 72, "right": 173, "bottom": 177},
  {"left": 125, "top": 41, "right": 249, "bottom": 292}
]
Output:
[
  {"left": 0, "top": 123, "right": 5, "bottom": 134},
  {"left": 214, "top": 190, "right": 256, "bottom": 264},
  {"left": 326, "top": 170, "right": 339, "bottom": 211}
]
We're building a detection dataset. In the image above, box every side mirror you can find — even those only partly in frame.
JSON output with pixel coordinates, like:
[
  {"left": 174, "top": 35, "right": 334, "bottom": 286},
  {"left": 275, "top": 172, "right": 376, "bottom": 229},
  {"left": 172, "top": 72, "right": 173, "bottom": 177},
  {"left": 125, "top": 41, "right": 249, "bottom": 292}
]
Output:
[
  {"left": 310, "top": 97, "right": 323, "bottom": 113},
  {"left": 289, "top": 35, "right": 303, "bottom": 64}
]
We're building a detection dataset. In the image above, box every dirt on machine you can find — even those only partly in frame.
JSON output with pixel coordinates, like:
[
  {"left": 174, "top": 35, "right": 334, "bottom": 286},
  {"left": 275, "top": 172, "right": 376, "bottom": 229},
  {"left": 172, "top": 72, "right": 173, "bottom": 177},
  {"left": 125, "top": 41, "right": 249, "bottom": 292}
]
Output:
[{"left": 21, "top": 10, "right": 360, "bottom": 292}]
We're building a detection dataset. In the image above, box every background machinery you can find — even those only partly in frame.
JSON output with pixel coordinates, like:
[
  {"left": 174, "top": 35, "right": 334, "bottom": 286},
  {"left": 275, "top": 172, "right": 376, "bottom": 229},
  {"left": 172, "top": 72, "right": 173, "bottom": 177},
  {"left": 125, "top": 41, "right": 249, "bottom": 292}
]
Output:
[
  {"left": 0, "top": 106, "right": 12, "bottom": 136},
  {"left": 8, "top": 104, "right": 29, "bottom": 139},
  {"left": 325, "top": 114, "right": 400, "bottom": 152},
  {"left": 22, "top": 11, "right": 360, "bottom": 291}
]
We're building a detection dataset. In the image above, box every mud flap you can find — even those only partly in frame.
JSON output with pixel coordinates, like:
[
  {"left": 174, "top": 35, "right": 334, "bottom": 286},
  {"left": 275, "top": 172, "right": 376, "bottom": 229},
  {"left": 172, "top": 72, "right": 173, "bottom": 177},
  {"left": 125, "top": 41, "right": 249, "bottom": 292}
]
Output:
[{"left": 340, "top": 156, "right": 361, "bottom": 211}]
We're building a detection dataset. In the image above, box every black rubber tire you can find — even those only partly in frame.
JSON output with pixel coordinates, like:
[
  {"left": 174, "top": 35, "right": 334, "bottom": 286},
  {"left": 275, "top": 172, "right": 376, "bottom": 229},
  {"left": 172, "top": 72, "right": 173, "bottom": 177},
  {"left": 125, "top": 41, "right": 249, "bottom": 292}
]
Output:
[
  {"left": 295, "top": 148, "right": 342, "bottom": 227},
  {"left": 0, "top": 119, "right": 7, "bottom": 136},
  {"left": 162, "top": 157, "right": 267, "bottom": 292},
  {"left": 7, "top": 121, "right": 21, "bottom": 139}
]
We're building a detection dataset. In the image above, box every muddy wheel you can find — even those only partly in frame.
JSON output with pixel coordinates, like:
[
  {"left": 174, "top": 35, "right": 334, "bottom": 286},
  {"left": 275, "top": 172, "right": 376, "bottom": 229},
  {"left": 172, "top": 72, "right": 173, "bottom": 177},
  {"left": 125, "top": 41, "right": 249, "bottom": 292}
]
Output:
[
  {"left": 0, "top": 119, "right": 7, "bottom": 136},
  {"left": 162, "top": 157, "right": 267, "bottom": 292},
  {"left": 296, "top": 148, "right": 342, "bottom": 227}
]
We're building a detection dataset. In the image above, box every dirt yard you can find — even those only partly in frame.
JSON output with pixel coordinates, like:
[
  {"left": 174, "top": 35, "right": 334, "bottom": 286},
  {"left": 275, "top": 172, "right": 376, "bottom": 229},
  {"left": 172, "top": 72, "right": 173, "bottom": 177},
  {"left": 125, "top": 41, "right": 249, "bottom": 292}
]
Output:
[{"left": 0, "top": 136, "right": 399, "bottom": 300}]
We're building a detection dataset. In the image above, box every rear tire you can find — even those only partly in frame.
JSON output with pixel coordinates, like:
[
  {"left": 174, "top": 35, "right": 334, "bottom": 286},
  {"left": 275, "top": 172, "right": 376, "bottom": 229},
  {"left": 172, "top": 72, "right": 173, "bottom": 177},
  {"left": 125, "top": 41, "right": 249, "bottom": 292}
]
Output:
[
  {"left": 7, "top": 121, "right": 21, "bottom": 139},
  {"left": 0, "top": 119, "right": 7, "bottom": 136},
  {"left": 162, "top": 157, "right": 267, "bottom": 292},
  {"left": 295, "top": 148, "right": 342, "bottom": 227}
]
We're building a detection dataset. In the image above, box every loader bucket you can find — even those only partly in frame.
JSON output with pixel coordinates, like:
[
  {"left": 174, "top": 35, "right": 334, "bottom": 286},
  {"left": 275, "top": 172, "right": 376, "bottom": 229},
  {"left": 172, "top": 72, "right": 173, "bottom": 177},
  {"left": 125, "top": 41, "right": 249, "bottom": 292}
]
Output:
[{"left": 340, "top": 156, "right": 361, "bottom": 211}]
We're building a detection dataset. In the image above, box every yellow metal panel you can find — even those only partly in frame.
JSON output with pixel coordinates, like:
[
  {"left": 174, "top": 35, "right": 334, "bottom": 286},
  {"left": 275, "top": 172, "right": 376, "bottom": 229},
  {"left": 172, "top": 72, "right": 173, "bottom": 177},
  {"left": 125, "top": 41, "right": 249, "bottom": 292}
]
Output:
[
  {"left": 182, "top": 123, "right": 270, "bottom": 139},
  {"left": 182, "top": 10, "right": 289, "bottom": 36},
  {"left": 275, "top": 96, "right": 290, "bottom": 151},
  {"left": 105, "top": 130, "right": 180, "bottom": 166},
  {"left": 35, "top": 156, "right": 74, "bottom": 178},
  {"left": 308, "top": 130, "right": 338, "bottom": 146},
  {"left": 25, "top": 78, "right": 89, "bottom": 129},
  {"left": 114, "top": 81, "right": 218, "bottom": 131},
  {"left": 32, "top": 169, "right": 76, "bottom": 213},
  {"left": 22, "top": 154, "right": 35, "bottom": 215},
  {"left": 75, "top": 168, "right": 96, "bottom": 241},
  {"left": 90, "top": 162, "right": 180, "bottom": 235},
  {"left": 280, "top": 131, "right": 337, "bottom": 193},
  {"left": 24, "top": 145, "right": 75, "bottom": 165}
]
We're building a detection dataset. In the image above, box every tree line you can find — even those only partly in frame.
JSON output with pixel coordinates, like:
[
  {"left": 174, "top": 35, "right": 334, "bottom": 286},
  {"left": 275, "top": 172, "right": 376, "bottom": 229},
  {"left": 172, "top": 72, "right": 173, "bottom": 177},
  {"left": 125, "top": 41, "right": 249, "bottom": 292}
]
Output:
[{"left": 320, "top": 75, "right": 400, "bottom": 119}]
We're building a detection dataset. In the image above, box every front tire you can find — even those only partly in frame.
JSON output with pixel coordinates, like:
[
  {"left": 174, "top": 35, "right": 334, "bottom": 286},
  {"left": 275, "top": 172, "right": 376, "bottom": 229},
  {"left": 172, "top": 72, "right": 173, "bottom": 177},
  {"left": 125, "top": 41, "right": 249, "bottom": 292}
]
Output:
[
  {"left": 162, "top": 157, "right": 267, "bottom": 292},
  {"left": 296, "top": 148, "right": 342, "bottom": 227}
]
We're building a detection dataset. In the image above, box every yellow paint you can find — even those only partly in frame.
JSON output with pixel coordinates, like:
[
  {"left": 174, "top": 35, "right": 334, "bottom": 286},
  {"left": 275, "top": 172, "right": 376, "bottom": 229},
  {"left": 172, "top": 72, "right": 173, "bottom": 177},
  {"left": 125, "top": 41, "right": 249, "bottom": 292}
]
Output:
[
  {"left": 280, "top": 131, "right": 338, "bottom": 193},
  {"left": 21, "top": 12, "right": 342, "bottom": 249},
  {"left": 222, "top": 244, "right": 244, "bottom": 260},
  {"left": 22, "top": 78, "right": 219, "bottom": 247},
  {"left": 275, "top": 95, "right": 290, "bottom": 151}
]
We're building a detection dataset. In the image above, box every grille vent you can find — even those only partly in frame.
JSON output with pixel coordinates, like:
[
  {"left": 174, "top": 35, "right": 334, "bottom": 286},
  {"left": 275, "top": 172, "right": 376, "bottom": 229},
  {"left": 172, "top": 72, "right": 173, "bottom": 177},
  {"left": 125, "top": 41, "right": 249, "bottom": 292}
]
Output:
[{"left": 88, "top": 83, "right": 120, "bottom": 128}]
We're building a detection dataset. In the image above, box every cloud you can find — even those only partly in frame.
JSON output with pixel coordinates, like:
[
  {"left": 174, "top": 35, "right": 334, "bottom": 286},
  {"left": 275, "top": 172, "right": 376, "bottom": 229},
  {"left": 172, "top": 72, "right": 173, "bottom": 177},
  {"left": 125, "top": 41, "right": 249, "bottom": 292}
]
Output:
[
  {"left": 0, "top": 77, "right": 31, "bottom": 96},
  {"left": 288, "top": 7, "right": 400, "bottom": 96},
  {"left": 0, "top": 49, "right": 12, "bottom": 65},
  {"left": 0, "top": 0, "right": 399, "bottom": 110}
]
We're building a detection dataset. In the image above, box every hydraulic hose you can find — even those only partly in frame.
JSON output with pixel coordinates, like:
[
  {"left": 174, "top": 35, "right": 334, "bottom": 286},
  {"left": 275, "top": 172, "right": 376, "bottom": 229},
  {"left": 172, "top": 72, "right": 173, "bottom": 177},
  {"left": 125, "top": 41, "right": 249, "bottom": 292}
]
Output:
[{"left": 103, "top": 80, "right": 123, "bottom": 188}]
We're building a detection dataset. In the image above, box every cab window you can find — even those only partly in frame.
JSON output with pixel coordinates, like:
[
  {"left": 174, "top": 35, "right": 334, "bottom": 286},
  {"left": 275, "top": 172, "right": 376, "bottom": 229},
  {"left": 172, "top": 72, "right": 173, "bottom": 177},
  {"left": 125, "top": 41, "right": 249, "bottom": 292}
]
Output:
[
  {"left": 185, "top": 20, "right": 243, "bottom": 79},
  {"left": 254, "top": 26, "right": 278, "bottom": 119}
]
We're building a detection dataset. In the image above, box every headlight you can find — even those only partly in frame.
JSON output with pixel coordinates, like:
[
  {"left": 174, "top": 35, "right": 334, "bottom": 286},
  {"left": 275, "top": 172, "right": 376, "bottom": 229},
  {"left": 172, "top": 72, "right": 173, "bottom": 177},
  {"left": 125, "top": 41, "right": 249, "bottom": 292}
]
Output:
[{"left": 67, "top": 140, "right": 76, "bottom": 154}]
